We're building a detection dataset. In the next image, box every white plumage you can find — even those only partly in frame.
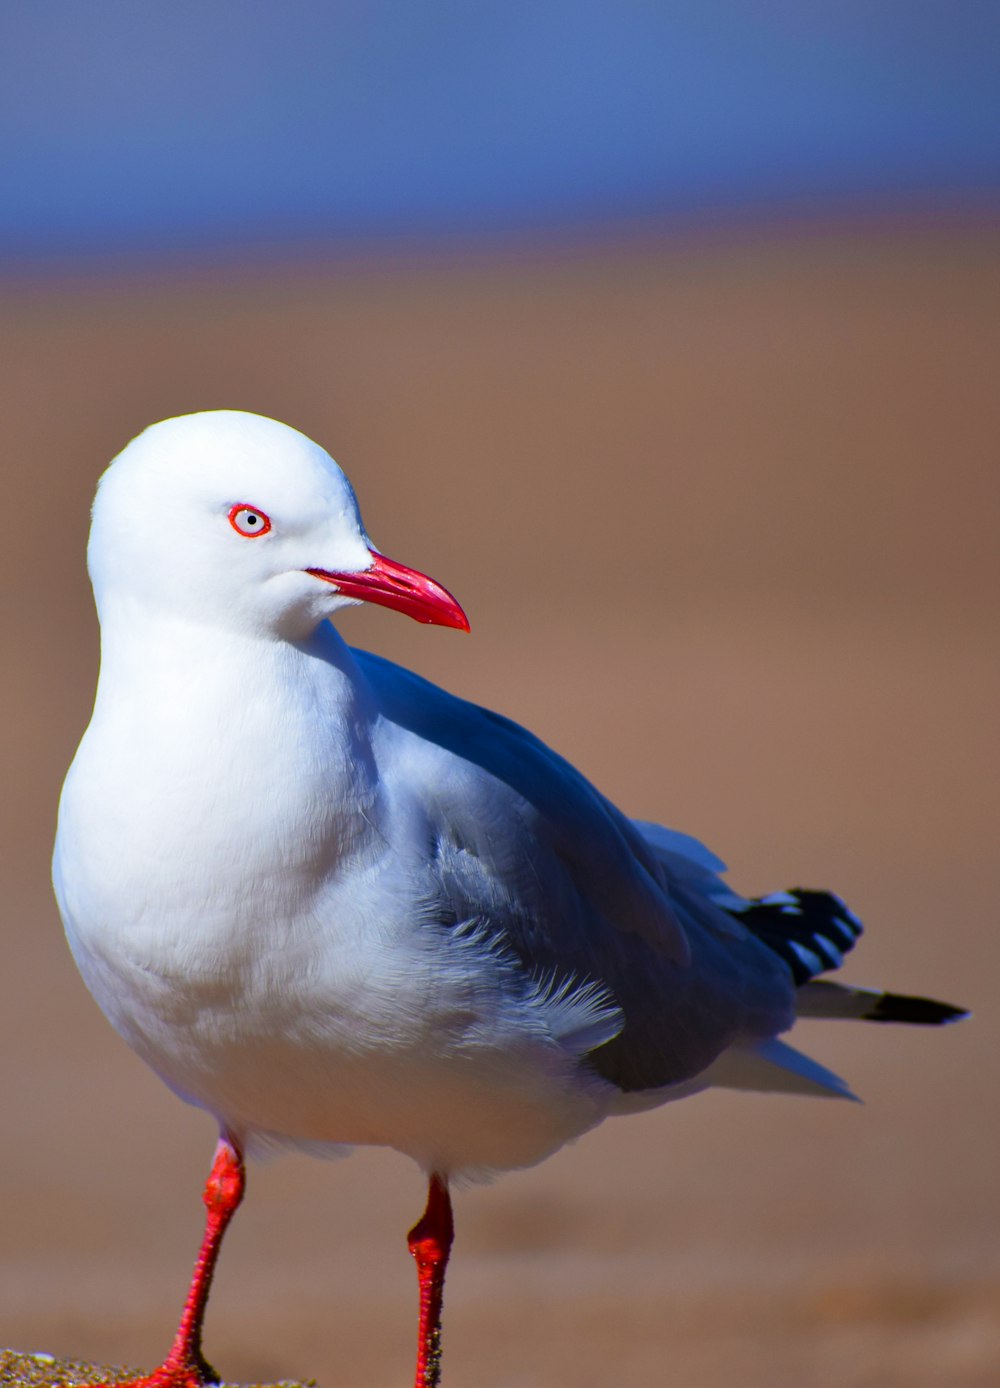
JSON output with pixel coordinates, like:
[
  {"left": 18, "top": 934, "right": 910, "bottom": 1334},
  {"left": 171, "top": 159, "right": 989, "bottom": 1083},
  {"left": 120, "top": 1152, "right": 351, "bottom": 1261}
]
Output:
[{"left": 52, "top": 410, "right": 963, "bottom": 1387}]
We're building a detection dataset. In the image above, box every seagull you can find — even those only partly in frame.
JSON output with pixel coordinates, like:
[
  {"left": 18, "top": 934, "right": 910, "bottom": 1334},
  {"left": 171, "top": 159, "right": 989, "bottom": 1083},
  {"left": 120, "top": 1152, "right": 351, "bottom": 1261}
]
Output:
[{"left": 54, "top": 410, "right": 965, "bottom": 1388}]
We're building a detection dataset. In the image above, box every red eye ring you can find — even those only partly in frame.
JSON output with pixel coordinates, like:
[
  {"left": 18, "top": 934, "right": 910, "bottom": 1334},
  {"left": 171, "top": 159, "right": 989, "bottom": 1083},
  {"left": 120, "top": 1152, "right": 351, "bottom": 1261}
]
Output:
[{"left": 228, "top": 504, "right": 271, "bottom": 538}]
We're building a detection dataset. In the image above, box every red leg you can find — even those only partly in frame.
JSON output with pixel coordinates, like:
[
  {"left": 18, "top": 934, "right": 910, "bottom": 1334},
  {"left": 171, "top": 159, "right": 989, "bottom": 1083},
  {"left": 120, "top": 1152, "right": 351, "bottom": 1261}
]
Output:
[
  {"left": 407, "top": 1174, "right": 454, "bottom": 1388},
  {"left": 72, "top": 1136, "right": 246, "bottom": 1388}
]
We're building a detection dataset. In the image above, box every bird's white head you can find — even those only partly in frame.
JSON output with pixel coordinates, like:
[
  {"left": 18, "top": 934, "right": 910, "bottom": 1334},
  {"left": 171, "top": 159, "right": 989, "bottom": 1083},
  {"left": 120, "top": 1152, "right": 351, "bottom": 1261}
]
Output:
[{"left": 88, "top": 411, "right": 469, "bottom": 641}]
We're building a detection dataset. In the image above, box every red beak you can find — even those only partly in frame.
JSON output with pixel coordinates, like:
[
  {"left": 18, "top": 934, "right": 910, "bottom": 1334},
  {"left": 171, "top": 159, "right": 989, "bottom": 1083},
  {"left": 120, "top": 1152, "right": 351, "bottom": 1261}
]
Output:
[{"left": 307, "top": 553, "right": 470, "bottom": 632}]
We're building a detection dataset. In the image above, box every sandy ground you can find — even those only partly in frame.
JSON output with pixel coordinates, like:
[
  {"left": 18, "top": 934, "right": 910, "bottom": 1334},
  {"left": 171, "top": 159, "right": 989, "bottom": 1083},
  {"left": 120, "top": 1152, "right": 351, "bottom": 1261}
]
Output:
[
  {"left": 0, "top": 1349, "right": 312, "bottom": 1388},
  {"left": 0, "top": 219, "right": 996, "bottom": 1387}
]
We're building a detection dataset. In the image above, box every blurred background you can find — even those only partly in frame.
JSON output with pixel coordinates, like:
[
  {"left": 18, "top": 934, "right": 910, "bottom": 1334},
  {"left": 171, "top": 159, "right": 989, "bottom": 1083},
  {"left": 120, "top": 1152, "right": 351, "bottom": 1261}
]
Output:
[{"left": 1, "top": 4, "right": 997, "bottom": 1386}]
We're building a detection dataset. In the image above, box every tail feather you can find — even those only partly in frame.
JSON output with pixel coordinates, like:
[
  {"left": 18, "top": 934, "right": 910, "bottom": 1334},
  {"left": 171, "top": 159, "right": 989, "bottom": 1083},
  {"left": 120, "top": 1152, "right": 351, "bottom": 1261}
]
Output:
[
  {"left": 861, "top": 992, "right": 968, "bottom": 1025},
  {"left": 702, "top": 1037, "right": 859, "bottom": 1101},
  {"left": 734, "top": 889, "right": 968, "bottom": 1029},
  {"left": 798, "top": 980, "right": 968, "bottom": 1026}
]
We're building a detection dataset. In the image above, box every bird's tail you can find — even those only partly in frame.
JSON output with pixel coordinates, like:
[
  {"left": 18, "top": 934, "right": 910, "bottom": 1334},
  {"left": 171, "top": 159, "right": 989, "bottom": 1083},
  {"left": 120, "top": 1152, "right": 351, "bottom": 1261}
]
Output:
[
  {"left": 705, "top": 886, "right": 967, "bottom": 1101},
  {"left": 796, "top": 979, "right": 968, "bottom": 1025},
  {"left": 700, "top": 981, "right": 967, "bottom": 1104},
  {"left": 699, "top": 1036, "right": 860, "bottom": 1101},
  {"left": 729, "top": 885, "right": 967, "bottom": 1024}
]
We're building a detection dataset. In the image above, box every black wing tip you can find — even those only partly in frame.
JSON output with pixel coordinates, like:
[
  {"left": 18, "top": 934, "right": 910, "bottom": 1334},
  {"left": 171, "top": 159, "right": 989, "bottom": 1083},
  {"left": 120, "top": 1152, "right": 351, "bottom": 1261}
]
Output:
[
  {"left": 736, "top": 887, "right": 864, "bottom": 984},
  {"left": 863, "top": 992, "right": 970, "bottom": 1026}
]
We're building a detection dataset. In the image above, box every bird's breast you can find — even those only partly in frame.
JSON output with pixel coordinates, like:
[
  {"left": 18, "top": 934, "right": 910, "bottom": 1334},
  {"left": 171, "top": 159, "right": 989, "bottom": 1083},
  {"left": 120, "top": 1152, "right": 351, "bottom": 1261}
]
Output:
[{"left": 54, "top": 636, "right": 388, "bottom": 1017}]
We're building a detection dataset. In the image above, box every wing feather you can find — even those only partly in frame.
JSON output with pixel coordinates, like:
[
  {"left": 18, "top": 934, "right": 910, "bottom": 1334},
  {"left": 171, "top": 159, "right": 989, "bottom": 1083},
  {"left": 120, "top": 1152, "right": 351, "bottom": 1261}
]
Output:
[{"left": 358, "top": 648, "right": 795, "bottom": 1091}]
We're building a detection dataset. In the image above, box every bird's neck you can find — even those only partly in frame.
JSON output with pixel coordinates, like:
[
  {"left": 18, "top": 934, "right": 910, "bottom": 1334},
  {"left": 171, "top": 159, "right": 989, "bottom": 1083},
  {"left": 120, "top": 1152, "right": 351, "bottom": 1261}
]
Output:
[
  {"left": 85, "top": 608, "right": 380, "bottom": 801},
  {"left": 94, "top": 604, "right": 363, "bottom": 707}
]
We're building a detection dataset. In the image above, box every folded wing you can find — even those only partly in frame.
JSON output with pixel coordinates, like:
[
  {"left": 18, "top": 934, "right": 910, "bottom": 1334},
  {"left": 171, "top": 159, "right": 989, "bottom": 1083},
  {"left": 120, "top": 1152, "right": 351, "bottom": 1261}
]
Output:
[{"left": 358, "top": 650, "right": 797, "bottom": 1092}]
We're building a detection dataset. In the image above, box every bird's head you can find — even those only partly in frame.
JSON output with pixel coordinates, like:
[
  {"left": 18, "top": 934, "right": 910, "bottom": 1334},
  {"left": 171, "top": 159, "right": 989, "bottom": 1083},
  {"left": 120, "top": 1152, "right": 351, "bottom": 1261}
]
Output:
[{"left": 88, "top": 410, "right": 469, "bottom": 641}]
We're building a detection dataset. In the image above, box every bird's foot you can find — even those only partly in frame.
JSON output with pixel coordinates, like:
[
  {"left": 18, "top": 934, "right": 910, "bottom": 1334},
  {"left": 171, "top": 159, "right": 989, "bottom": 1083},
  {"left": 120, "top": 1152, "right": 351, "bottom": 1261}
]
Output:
[{"left": 64, "top": 1352, "right": 220, "bottom": 1388}]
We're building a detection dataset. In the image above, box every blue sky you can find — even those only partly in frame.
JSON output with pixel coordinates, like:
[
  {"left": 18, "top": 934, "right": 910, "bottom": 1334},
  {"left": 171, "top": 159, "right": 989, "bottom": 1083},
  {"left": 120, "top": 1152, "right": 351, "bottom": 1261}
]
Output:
[{"left": 2, "top": 2, "right": 998, "bottom": 263}]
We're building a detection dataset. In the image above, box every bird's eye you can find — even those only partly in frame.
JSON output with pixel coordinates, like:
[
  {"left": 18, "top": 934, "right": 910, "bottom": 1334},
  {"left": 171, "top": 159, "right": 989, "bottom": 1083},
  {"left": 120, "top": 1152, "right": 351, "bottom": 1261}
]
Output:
[{"left": 228, "top": 505, "right": 271, "bottom": 538}]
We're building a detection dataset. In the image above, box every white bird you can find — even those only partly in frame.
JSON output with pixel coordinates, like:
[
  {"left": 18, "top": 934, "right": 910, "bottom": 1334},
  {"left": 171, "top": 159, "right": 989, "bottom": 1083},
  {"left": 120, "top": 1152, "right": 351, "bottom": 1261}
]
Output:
[{"left": 54, "top": 410, "right": 964, "bottom": 1388}]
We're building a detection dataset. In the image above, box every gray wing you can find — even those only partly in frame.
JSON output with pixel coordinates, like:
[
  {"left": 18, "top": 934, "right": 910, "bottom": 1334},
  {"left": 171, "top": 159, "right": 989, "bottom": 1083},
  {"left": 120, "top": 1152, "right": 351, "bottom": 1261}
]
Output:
[{"left": 358, "top": 648, "right": 796, "bottom": 1092}]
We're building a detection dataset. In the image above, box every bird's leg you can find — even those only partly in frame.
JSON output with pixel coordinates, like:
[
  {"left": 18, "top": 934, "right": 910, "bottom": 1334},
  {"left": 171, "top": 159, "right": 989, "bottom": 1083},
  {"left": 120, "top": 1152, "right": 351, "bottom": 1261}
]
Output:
[
  {"left": 73, "top": 1136, "right": 246, "bottom": 1388},
  {"left": 154, "top": 1135, "right": 246, "bottom": 1385},
  {"left": 407, "top": 1173, "right": 454, "bottom": 1388}
]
